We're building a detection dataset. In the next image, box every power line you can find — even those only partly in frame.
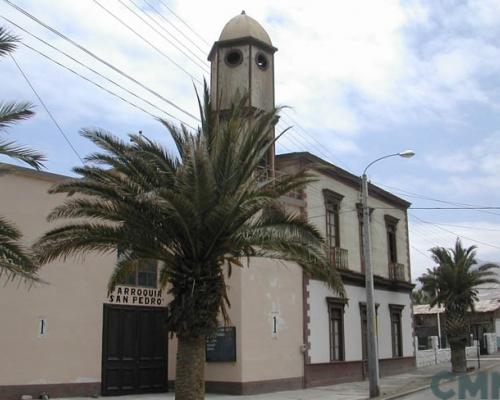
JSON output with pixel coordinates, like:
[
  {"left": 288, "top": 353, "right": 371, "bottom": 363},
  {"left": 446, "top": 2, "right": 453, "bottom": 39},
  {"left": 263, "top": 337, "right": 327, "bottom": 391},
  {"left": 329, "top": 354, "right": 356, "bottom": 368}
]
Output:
[
  {"left": 280, "top": 111, "right": 356, "bottom": 173},
  {"left": 410, "top": 213, "right": 500, "bottom": 251},
  {"left": 156, "top": 0, "right": 211, "bottom": 47},
  {"left": 1, "top": 16, "right": 196, "bottom": 129},
  {"left": 119, "top": 0, "right": 209, "bottom": 72},
  {"left": 3, "top": 0, "right": 200, "bottom": 122},
  {"left": 411, "top": 245, "right": 434, "bottom": 262},
  {"left": 141, "top": 0, "right": 210, "bottom": 54},
  {"left": 92, "top": 0, "right": 204, "bottom": 85},
  {"left": 18, "top": 42, "right": 195, "bottom": 129},
  {"left": 375, "top": 182, "right": 500, "bottom": 218},
  {"left": 410, "top": 207, "right": 500, "bottom": 210},
  {"left": 9, "top": 53, "right": 84, "bottom": 164},
  {"left": 416, "top": 221, "right": 500, "bottom": 233}
]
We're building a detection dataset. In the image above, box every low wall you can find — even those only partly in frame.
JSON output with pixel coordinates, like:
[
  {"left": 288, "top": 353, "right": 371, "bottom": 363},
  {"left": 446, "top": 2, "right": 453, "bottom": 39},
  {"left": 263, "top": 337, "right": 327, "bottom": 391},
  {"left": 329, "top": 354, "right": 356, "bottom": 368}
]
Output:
[
  {"left": 415, "top": 336, "right": 478, "bottom": 368},
  {"left": 485, "top": 333, "right": 497, "bottom": 354}
]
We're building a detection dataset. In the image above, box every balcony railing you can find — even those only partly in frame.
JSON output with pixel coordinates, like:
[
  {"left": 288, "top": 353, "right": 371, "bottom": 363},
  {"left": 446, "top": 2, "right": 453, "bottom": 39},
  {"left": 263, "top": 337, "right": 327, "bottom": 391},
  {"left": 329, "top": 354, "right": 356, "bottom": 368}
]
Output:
[
  {"left": 389, "top": 262, "right": 406, "bottom": 281},
  {"left": 330, "top": 247, "right": 349, "bottom": 270}
]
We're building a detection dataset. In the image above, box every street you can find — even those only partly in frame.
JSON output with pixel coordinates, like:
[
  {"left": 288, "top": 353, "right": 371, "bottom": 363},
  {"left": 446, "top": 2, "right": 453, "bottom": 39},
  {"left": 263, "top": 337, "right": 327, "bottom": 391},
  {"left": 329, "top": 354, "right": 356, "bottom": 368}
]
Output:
[{"left": 398, "top": 361, "right": 500, "bottom": 400}]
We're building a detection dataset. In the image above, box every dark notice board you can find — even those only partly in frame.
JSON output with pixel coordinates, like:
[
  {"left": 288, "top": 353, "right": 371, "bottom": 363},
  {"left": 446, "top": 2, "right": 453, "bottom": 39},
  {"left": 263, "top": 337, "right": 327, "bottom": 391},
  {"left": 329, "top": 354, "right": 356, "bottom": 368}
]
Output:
[{"left": 206, "top": 326, "right": 236, "bottom": 362}]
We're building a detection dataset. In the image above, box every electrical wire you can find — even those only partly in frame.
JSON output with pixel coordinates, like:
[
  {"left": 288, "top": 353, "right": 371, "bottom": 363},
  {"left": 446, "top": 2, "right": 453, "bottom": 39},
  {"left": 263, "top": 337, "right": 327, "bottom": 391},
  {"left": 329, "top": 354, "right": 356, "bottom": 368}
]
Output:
[
  {"left": 19, "top": 42, "right": 198, "bottom": 130},
  {"left": 9, "top": 53, "right": 84, "bottom": 164},
  {"left": 92, "top": 0, "right": 204, "bottom": 85},
  {"left": 1, "top": 16, "right": 196, "bottom": 129},
  {"left": 2, "top": 0, "right": 200, "bottom": 122},
  {"left": 119, "top": 0, "right": 209, "bottom": 72},
  {"left": 140, "top": 0, "right": 209, "bottom": 55},
  {"left": 410, "top": 213, "right": 500, "bottom": 251},
  {"left": 156, "top": 0, "right": 212, "bottom": 47}
]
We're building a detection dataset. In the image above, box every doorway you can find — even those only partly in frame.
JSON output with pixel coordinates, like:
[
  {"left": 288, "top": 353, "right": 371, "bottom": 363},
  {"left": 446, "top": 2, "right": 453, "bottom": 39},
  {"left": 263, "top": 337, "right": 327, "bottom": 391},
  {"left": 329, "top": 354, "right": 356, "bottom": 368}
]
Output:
[{"left": 101, "top": 304, "right": 168, "bottom": 395}]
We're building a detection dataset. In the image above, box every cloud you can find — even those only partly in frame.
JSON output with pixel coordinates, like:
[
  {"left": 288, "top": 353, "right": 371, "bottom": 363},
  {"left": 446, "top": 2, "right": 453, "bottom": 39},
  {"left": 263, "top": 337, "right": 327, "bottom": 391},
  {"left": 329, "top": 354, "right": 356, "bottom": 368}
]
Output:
[{"left": 409, "top": 218, "right": 500, "bottom": 280}]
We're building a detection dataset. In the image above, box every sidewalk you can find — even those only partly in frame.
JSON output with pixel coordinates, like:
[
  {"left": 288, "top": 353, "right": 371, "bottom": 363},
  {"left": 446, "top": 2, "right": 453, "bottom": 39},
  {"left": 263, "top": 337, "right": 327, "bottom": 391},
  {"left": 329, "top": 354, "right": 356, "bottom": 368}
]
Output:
[{"left": 60, "top": 355, "right": 500, "bottom": 400}]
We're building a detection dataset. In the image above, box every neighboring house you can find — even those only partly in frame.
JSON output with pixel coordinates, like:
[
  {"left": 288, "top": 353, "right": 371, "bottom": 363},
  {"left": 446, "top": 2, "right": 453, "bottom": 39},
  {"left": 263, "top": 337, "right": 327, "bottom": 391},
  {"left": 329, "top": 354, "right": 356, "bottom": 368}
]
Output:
[
  {"left": 0, "top": 11, "right": 415, "bottom": 399},
  {"left": 277, "top": 153, "right": 415, "bottom": 386},
  {"left": 414, "top": 300, "right": 500, "bottom": 353}
]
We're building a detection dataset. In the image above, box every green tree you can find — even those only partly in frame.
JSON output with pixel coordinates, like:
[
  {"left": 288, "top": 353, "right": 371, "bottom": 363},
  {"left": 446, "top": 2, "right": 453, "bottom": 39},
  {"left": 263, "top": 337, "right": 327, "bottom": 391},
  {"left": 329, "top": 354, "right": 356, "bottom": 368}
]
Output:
[
  {"left": 0, "top": 27, "right": 44, "bottom": 281},
  {"left": 418, "top": 238, "right": 498, "bottom": 373},
  {"left": 34, "top": 87, "right": 343, "bottom": 400},
  {"left": 411, "top": 288, "right": 432, "bottom": 305}
]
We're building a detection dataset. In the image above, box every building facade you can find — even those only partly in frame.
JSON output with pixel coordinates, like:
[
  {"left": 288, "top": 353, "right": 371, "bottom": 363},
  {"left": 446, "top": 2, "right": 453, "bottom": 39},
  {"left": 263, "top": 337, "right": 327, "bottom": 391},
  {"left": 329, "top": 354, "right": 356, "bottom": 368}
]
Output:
[
  {"left": 277, "top": 153, "right": 415, "bottom": 386},
  {"left": 0, "top": 12, "right": 415, "bottom": 399}
]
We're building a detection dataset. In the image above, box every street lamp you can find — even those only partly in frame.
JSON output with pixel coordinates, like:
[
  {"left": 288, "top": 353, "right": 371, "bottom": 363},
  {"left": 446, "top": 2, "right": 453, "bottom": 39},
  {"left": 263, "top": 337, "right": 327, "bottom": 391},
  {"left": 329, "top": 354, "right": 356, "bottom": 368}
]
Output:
[{"left": 361, "top": 150, "right": 415, "bottom": 398}]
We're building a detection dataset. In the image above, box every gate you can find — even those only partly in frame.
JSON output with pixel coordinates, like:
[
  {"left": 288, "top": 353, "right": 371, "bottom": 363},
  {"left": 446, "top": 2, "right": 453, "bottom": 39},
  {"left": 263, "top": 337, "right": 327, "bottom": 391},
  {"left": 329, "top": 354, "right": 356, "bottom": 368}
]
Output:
[{"left": 102, "top": 304, "right": 168, "bottom": 395}]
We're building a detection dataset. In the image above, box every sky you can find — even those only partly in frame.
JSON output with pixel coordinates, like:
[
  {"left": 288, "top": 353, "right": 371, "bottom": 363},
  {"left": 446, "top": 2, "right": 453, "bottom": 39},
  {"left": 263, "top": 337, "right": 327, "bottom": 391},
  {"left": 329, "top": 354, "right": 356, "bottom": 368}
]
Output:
[{"left": 2, "top": 0, "right": 500, "bottom": 281}]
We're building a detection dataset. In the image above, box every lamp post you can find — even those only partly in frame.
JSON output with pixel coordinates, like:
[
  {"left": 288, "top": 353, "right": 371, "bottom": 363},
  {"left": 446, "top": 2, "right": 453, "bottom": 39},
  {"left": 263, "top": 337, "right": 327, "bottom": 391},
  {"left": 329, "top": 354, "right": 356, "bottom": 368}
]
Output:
[{"left": 361, "top": 150, "right": 415, "bottom": 398}]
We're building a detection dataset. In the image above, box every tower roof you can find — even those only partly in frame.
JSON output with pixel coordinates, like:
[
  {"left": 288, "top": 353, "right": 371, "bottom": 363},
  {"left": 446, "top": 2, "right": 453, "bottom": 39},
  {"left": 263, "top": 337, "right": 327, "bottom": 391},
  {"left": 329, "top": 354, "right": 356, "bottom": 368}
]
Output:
[
  {"left": 219, "top": 11, "right": 272, "bottom": 46},
  {"left": 208, "top": 11, "right": 277, "bottom": 60}
]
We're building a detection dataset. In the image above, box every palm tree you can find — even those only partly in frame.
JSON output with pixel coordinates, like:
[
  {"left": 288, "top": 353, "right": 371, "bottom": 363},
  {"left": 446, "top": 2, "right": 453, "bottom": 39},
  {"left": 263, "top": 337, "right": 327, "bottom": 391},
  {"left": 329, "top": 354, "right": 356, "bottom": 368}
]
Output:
[
  {"left": 411, "top": 288, "right": 432, "bottom": 305},
  {"left": 33, "top": 86, "right": 344, "bottom": 400},
  {"left": 0, "top": 26, "right": 44, "bottom": 281},
  {"left": 418, "top": 238, "right": 498, "bottom": 373}
]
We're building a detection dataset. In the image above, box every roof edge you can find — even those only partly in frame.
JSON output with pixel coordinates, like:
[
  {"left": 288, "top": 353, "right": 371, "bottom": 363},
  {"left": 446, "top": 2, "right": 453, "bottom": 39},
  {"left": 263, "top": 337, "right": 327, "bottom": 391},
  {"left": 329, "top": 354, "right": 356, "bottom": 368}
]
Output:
[
  {"left": 276, "top": 152, "right": 412, "bottom": 210},
  {"left": 0, "top": 162, "right": 72, "bottom": 183}
]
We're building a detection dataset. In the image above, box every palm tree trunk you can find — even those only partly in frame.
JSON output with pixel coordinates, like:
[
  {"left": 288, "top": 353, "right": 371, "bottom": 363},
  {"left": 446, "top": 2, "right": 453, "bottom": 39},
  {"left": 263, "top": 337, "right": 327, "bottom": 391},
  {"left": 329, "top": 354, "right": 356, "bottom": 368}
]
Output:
[
  {"left": 450, "top": 340, "right": 467, "bottom": 373},
  {"left": 446, "top": 311, "right": 468, "bottom": 373},
  {"left": 175, "top": 336, "right": 205, "bottom": 400}
]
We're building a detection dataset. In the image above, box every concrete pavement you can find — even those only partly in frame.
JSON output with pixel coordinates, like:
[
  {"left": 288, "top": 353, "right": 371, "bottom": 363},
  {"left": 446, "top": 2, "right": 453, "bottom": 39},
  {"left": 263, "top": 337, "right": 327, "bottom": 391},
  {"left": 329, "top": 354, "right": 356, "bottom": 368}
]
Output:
[
  {"left": 59, "top": 355, "right": 500, "bottom": 400},
  {"left": 392, "top": 357, "right": 500, "bottom": 399}
]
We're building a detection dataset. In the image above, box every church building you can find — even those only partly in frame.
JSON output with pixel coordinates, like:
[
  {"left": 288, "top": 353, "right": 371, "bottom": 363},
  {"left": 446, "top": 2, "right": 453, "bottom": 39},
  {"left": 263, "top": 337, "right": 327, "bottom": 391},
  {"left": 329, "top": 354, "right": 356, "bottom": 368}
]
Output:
[{"left": 0, "top": 12, "right": 415, "bottom": 399}]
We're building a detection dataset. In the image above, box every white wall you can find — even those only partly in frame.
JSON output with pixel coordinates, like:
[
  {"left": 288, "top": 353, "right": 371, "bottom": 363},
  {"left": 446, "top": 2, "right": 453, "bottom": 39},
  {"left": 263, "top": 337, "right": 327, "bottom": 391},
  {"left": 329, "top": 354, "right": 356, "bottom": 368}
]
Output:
[
  {"left": 305, "top": 173, "right": 410, "bottom": 280},
  {"left": 308, "top": 280, "right": 413, "bottom": 363},
  {"left": 416, "top": 338, "right": 479, "bottom": 367}
]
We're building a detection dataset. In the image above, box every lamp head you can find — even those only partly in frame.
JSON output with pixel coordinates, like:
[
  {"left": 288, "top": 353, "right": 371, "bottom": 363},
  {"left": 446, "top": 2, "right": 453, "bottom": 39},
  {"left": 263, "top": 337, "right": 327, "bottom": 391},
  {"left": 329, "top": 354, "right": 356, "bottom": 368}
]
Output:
[{"left": 398, "top": 150, "right": 415, "bottom": 158}]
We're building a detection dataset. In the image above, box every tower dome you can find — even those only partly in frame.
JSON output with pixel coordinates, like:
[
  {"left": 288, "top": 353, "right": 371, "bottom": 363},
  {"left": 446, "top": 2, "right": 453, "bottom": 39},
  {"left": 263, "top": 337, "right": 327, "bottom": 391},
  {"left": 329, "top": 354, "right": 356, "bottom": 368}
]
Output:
[
  {"left": 208, "top": 11, "right": 278, "bottom": 171},
  {"left": 218, "top": 11, "right": 273, "bottom": 47},
  {"left": 208, "top": 11, "right": 277, "bottom": 112}
]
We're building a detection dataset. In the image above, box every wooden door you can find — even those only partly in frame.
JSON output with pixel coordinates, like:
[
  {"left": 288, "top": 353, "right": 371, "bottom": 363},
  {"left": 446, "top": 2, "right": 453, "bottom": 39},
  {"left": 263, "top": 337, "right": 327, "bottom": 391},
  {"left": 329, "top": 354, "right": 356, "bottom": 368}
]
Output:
[{"left": 102, "top": 305, "right": 168, "bottom": 395}]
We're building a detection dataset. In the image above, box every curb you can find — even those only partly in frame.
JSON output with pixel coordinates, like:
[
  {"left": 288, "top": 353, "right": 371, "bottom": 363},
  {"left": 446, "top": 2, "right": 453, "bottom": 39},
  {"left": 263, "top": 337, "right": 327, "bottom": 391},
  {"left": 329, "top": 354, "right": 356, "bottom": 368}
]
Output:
[{"left": 379, "top": 360, "right": 500, "bottom": 400}]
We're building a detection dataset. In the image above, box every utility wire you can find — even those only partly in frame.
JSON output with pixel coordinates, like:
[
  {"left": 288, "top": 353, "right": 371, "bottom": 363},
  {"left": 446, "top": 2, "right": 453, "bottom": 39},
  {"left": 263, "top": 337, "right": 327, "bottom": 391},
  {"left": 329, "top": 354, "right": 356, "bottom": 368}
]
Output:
[
  {"left": 92, "top": 0, "right": 203, "bottom": 85},
  {"left": 1, "top": 16, "right": 196, "bottom": 129},
  {"left": 375, "top": 182, "right": 500, "bottom": 218},
  {"left": 3, "top": 0, "right": 200, "bottom": 122},
  {"left": 119, "top": 0, "right": 209, "bottom": 72},
  {"left": 411, "top": 245, "right": 434, "bottom": 262},
  {"left": 156, "top": 0, "right": 211, "bottom": 47},
  {"left": 18, "top": 42, "right": 198, "bottom": 130},
  {"left": 409, "top": 207, "right": 500, "bottom": 210},
  {"left": 140, "top": 0, "right": 209, "bottom": 55},
  {"left": 410, "top": 213, "right": 500, "bottom": 251},
  {"left": 415, "top": 221, "right": 500, "bottom": 233},
  {"left": 9, "top": 54, "right": 84, "bottom": 164},
  {"left": 281, "top": 111, "right": 356, "bottom": 173}
]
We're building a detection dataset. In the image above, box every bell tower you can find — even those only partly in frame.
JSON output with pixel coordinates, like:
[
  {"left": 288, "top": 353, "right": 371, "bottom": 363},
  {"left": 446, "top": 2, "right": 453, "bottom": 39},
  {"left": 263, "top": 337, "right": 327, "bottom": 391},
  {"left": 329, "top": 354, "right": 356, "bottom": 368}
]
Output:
[{"left": 208, "top": 11, "right": 278, "bottom": 170}]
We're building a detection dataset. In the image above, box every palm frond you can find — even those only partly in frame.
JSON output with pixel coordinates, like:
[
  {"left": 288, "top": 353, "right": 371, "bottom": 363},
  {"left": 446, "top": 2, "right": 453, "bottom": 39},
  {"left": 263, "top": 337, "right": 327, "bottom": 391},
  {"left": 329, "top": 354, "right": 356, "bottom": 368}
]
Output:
[
  {"left": 0, "top": 27, "right": 18, "bottom": 57},
  {"left": 0, "top": 216, "right": 40, "bottom": 281},
  {"left": 0, "top": 101, "right": 34, "bottom": 130},
  {"left": 0, "top": 139, "right": 45, "bottom": 170}
]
